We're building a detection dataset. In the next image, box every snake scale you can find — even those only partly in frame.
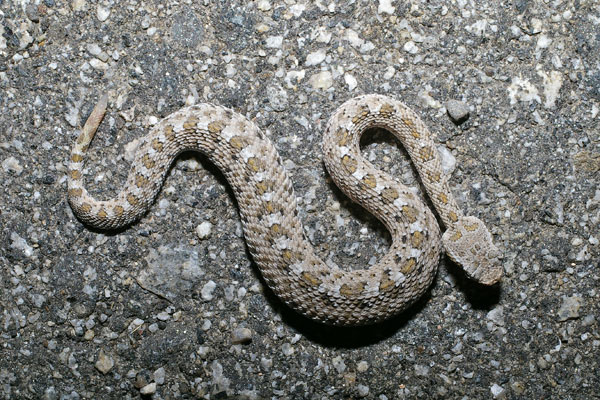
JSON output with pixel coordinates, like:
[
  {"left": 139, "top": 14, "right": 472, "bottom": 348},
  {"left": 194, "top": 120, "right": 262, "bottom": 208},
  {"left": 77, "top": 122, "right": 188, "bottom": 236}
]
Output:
[{"left": 68, "top": 94, "right": 502, "bottom": 326}]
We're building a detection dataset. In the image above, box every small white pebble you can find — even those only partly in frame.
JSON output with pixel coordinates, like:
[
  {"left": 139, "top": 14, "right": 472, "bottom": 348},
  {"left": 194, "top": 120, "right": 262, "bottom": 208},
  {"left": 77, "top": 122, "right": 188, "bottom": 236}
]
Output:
[
  {"left": 153, "top": 367, "right": 166, "bottom": 385},
  {"left": 530, "top": 18, "right": 543, "bottom": 34},
  {"left": 344, "top": 73, "right": 358, "bottom": 91},
  {"left": 257, "top": 0, "right": 272, "bottom": 11},
  {"left": 445, "top": 100, "right": 470, "bottom": 123},
  {"left": 158, "top": 199, "right": 170, "bottom": 210},
  {"left": 261, "top": 357, "right": 273, "bottom": 369},
  {"left": 132, "top": 318, "right": 144, "bottom": 327},
  {"left": 2, "top": 156, "right": 23, "bottom": 175},
  {"left": 196, "top": 221, "right": 213, "bottom": 239},
  {"left": 266, "top": 36, "right": 283, "bottom": 48},
  {"left": 346, "top": 29, "right": 364, "bottom": 47},
  {"left": 357, "top": 384, "right": 370, "bottom": 397},
  {"left": 490, "top": 383, "right": 505, "bottom": 399},
  {"left": 383, "top": 66, "right": 395, "bottom": 80},
  {"left": 403, "top": 41, "right": 418, "bottom": 54},
  {"left": 332, "top": 356, "right": 346, "bottom": 373},
  {"left": 437, "top": 146, "right": 456, "bottom": 175},
  {"left": 156, "top": 311, "right": 170, "bottom": 321},
  {"left": 414, "top": 364, "right": 429, "bottom": 376},
  {"left": 357, "top": 361, "right": 369, "bottom": 372},
  {"left": 281, "top": 343, "right": 294, "bottom": 356},
  {"left": 89, "top": 58, "right": 108, "bottom": 71},
  {"left": 305, "top": 49, "right": 326, "bottom": 66},
  {"left": 10, "top": 232, "right": 33, "bottom": 257},
  {"left": 72, "top": 0, "right": 85, "bottom": 12},
  {"left": 309, "top": 71, "right": 333, "bottom": 90},
  {"left": 97, "top": 5, "right": 110, "bottom": 22},
  {"left": 201, "top": 280, "right": 217, "bottom": 301},
  {"left": 95, "top": 351, "right": 114, "bottom": 374},
  {"left": 378, "top": 0, "right": 395, "bottom": 15},
  {"left": 231, "top": 327, "right": 253, "bottom": 344},
  {"left": 86, "top": 43, "right": 102, "bottom": 56},
  {"left": 536, "top": 34, "right": 552, "bottom": 50},
  {"left": 140, "top": 382, "right": 156, "bottom": 395}
]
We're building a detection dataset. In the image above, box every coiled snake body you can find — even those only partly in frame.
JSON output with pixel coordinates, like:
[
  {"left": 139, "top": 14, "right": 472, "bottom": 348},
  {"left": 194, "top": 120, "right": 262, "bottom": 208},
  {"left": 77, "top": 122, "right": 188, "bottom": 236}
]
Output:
[{"left": 68, "top": 94, "right": 502, "bottom": 326}]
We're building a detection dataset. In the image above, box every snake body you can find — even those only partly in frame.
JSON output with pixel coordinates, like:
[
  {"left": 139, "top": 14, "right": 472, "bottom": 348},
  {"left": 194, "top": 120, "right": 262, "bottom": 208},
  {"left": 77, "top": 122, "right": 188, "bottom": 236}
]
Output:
[{"left": 68, "top": 94, "right": 502, "bottom": 326}]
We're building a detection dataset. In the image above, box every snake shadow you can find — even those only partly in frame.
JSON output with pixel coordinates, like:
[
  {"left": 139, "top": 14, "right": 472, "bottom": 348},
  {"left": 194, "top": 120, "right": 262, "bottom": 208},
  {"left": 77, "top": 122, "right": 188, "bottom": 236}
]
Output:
[
  {"left": 259, "top": 277, "right": 435, "bottom": 348},
  {"left": 258, "top": 256, "right": 501, "bottom": 349},
  {"left": 444, "top": 260, "right": 502, "bottom": 309}
]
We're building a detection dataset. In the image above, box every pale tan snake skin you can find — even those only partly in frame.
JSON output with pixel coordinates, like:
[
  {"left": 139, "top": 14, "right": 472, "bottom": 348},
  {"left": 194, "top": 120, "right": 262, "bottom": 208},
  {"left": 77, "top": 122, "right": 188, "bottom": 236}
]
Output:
[{"left": 68, "top": 94, "right": 502, "bottom": 326}]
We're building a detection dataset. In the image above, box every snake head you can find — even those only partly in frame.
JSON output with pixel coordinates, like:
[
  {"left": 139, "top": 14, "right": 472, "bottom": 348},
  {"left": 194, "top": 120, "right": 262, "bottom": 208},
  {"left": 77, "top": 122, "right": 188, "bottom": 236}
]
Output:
[{"left": 442, "top": 216, "right": 503, "bottom": 285}]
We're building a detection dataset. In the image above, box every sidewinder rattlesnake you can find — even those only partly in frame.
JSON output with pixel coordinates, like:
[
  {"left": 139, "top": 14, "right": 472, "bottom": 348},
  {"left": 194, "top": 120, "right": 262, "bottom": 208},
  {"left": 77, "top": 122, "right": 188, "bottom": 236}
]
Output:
[{"left": 68, "top": 94, "right": 502, "bottom": 326}]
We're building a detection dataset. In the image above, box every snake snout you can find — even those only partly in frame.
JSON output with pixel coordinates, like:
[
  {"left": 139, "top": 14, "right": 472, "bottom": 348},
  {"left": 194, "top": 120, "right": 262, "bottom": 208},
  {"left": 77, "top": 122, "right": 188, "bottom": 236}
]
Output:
[
  {"left": 442, "top": 216, "right": 503, "bottom": 285},
  {"left": 475, "top": 246, "right": 503, "bottom": 285}
]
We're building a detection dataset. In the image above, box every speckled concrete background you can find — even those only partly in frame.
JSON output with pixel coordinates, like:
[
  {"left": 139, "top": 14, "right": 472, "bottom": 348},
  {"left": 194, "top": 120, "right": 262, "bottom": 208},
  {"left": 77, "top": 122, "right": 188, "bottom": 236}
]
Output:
[{"left": 1, "top": 0, "right": 599, "bottom": 399}]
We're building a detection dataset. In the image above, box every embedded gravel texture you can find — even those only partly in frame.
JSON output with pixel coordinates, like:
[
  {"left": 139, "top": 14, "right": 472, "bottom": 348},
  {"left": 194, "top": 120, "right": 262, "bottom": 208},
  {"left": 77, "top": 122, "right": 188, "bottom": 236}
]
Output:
[{"left": 1, "top": 0, "right": 599, "bottom": 399}]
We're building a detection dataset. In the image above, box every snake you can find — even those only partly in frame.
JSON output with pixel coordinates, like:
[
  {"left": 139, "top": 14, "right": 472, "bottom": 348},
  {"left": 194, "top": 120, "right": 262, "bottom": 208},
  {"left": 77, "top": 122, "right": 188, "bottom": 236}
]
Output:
[{"left": 67, "top": 93, "right": 502, "bottom": 326}]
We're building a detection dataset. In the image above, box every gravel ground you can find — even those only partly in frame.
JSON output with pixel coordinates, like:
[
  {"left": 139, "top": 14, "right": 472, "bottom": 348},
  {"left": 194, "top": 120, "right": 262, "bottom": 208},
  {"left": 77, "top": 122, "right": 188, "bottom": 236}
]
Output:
[{"left": 1, "top": 0, "right": 599, "bottom": 399}]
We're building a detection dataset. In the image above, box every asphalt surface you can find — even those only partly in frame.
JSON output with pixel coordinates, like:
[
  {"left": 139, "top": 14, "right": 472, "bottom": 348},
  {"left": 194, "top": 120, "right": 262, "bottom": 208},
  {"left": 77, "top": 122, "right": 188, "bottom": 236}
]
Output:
[{"left": 1, "top": 1, "right": 598, "bottom": 398}]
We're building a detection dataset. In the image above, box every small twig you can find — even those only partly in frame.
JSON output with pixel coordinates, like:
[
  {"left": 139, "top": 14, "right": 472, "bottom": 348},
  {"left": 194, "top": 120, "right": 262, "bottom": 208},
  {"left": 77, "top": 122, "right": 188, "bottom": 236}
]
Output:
[{"left": 134, "top": 276, "right": 173, "bottom": 303}]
